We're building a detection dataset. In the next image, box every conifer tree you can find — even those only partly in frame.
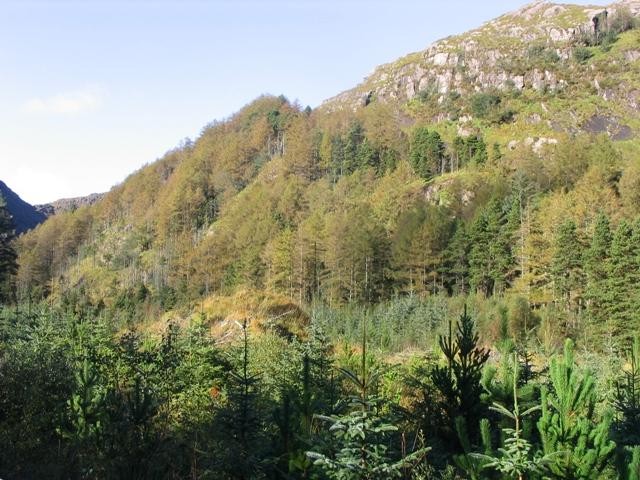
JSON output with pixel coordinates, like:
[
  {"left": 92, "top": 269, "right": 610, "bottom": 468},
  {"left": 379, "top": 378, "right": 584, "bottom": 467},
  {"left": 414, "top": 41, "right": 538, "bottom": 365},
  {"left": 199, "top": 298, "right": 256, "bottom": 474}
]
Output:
[
  {"left": 613, "top": 337, "right": 640, "bottom": 474},
  {"left": 391, "top": 203, "right": 451, "bottom": 295},
  {"left": 487, "top": 200, "right": 514, "bottom": 295},
  {"left": 550, "top": 219, "right": 583, "bottom": 313},
  {"left": 331, "top": 136, "right": 345, "bottom": 180},
  {"left": 465, "top": 354, "right": 554, "bottom": 480},
  {"left": 307, "top": 322, "right": 428, "bottom": 478},
  {"left": 0, "top": 194, "right": 17, "bottom": 304},
  {"left": 628, "top": 446, "right": 640, "bottom": 480},
  {"left": 469, "top": 200, "right": 513, "bottom": 296},
  {"left": 442, "top": 219, "right": 470, "bottom": 295},
  {"left": 212, "top": 320, "right": 268, "bottom": 479},
  {"left": 469, "top": 211, "right": 492, "bottom": 295},
  {"left": 409, "top": 127, "right": 445, "bottom": 179},
  {"left": 537, "top": 339, "right": 615, "bottom": 479},
  {"left": 60, "top": 358, "right": 106, "bottom": 467},
  {"left": 604, "top": 220, "right": 640, "bottom": 342},
  {"left": 584, "top": 213, "right": 611, "bottom": 330},
  {"left": 343, "top": 121, "right": 365, "bottom": 175},
  {"left": 431, "top": 307, "right": 490, "bottom": 449}
]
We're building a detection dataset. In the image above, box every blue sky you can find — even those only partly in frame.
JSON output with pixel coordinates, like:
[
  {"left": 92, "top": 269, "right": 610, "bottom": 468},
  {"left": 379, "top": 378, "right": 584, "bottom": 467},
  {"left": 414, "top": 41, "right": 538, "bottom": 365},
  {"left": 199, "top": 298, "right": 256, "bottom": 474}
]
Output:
[{"left": 1, "top": 0, "right": 603, "bottom": 204}]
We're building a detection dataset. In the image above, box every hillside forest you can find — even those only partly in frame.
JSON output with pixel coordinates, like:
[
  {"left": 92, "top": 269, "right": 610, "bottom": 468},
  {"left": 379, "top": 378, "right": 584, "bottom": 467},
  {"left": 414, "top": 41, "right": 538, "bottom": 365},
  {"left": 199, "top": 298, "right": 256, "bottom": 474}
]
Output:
[{"left": 2, "top": 3, "right": 640, "bottom": 479}]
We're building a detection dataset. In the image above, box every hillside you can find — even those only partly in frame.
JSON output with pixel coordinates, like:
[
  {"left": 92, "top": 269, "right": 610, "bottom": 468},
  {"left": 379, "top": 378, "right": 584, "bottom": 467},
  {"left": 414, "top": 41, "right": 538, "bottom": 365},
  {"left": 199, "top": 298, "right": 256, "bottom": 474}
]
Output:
[
  {"left": 324, "top": 1, "right": 640, "bottom": 117},
  {"left": 0, "top": 180, "right": 46, "bottom": 234},
  {"left": 5, "top": 2, "right": 640, "bottom": 478},
  {"left": 12, "top": 0, "right": 640, "bottom": 343}
]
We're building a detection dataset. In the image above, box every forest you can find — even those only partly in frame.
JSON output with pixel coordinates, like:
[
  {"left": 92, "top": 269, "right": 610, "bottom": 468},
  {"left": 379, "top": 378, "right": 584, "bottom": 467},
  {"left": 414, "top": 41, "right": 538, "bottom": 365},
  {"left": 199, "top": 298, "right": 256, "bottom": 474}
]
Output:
[
  {"left": 3, "top": 7, "right": 640, "bottom": 478},
  {"left": 1, "top": 93, "right": 640, "bottom": 478}
]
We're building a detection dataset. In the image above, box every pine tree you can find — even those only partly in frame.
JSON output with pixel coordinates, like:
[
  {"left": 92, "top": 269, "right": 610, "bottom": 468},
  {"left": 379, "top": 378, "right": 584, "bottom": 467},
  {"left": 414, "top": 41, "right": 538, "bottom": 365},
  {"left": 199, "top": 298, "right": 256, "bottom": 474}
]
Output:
[
  {"left": 469, "top": 200, "right": 513, "bottom": 296},
  {"left": 550, "top": 219, "right": 583, "bottom": 314},
  {"left": 537, "top": 339, "right": 615, "bottom": 479},
  {"left": 0, "top": 194, "right": 17, "bottom": 304},
  {"left": 452, "top": 135, "right": 488, "bottom": 167},
  {"left": 486, "top": 200, "right": 514, "bottom": 295},
  {"left": 465, "top": 354, "right": 554, "bottom": 480},
  {"left": 59, "top": 358, "right": 106, "bottom": 476},
  {"left": 409, "top": 127, "right": 445, "bottom": 179},
  {"left": 431, "top": 307, "right": 490, "bottom": 450},
  {"left": 604, "top": 220, "right": 640, "bottom": 342},
  {"left": 307, "top": 321, "right": 428, "bottom": 479},
  {"left": 584, "top": 213, "right": 611, "bottom": 331},
  {"left": 212, "top": 320, "right": 268, "bottom": 479},
  {"left": 442, "top": 219, "right": 470, "bottom": 295},
  {"left": 343, "top": 121, "right": 366, "bottom": 175},
  {"left": 469, "top": 211, "right": 492, "bottom": 295},
  {"left": 628, "top": 446, "right": 640, "bottom": 480},
  {"left": 391, "top": 203, "right": 451, "bottom": 295},
  {"left": 613, "top": 337, "right": 640, "bottom": 475},
  {"left": 356, "top": 138, "right": 380, "bottom": 171}
]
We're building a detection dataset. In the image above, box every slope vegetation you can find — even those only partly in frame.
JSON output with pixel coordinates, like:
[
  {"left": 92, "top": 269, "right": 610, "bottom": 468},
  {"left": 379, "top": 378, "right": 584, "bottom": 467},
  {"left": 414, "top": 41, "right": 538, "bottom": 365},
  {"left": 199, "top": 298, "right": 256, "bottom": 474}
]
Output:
[{"left": 14, "top": 1, "right": 640, "bottom": 344}]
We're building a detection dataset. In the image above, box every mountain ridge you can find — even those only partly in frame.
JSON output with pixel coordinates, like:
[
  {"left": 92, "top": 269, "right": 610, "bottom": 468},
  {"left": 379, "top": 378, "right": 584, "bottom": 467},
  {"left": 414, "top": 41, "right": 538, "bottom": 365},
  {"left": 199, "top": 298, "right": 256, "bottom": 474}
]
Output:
[
  {"left": 321, "top": 0, "right": 640, "bottom": 120},
  {"left": 0, "top": 180, "right": 104, "bottom": 234}
]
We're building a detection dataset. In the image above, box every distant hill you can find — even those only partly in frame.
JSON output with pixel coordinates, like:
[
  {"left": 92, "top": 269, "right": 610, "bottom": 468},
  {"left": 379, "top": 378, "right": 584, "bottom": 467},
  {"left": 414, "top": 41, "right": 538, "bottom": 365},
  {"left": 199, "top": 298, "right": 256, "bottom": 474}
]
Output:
[
  {"left": 0, "top": 181, "right": 104, "bottom": 235},
  {"left": 35, "top": 193, "right": 105, "bottom": 217},
  {"left": 0, "top": 181, "right": 47, "bottom": 235}
]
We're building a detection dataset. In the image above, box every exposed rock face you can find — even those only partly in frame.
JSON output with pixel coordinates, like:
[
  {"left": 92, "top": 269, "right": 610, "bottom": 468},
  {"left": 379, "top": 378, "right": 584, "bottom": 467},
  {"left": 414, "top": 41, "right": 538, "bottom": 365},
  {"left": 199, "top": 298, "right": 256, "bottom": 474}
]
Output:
[
  {"left": 36, "top": 192, "right": 105, "bottom": 217},
  {"left": 321, "top": 0, "right": 640, "bottom": 113},
  {"left": 582, "top": 115, "right": 633, "bottom": 140}
]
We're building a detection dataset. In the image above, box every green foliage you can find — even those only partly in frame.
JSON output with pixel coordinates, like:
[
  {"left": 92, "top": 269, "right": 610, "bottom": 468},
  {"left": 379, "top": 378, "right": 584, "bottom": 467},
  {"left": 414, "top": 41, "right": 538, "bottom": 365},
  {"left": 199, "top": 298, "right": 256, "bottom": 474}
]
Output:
[
  {"left": 0, "top": 194, "right": 17, "bottom": 304},
  {"left": 550, "top": 219, "right": 583, "bottom": 313},
  {"left": 431, "top": 308, "right": 490, "bottom": 450},
  {"left": 391, "top": 202, "right": 453, "bottom": 295},
  {"left": 0, "top": 311, "right": 74, "bottom": 478},
  {"left": 537, "top": 339, "right": 615, "bottom": 479},
  {"left": 452, "top": 135, "right": 488, "bottom": 167},
  {"left": 4, "top": 4, "right": 640, "bottom": 477},
  {"left": 470, "top": 92, "right": 514, "bottom": 123},
  {"left": 471, "top": 92, "right": 501, "bottom": 119},
  {"left": 613, "top": 337, "right": 640, "bottom": 473},
  {"left": 628, "top": 446, "right": 640, "bottom": 480},
  {"left": 211, "top": 320, "right": 270, "bottom": 478},
  {"left": 442, "top": 219, "right": 470, "bottom": 295},
  {"left": 604, "top": 220, "right": 640, "bottom": 343},
  {"left": 410, "top": 126, "right": 446, "bottom": 179},
  {"left": 469, "top": 199, "right": 515, "bottom": 296},
  {"left": 573, "top": 46, "right": 593, "bottom": 63},
  {"left": 308, "top": 325, "right": 428, "bottom": 479},
  {"left": 466, "top": 355, "right": 554, "bottom": 479},
  {"left": 584, "top": 213, "right": 611, "bottom": 328},
  {"left": 526, "top": 44, "right": 561, "bottom": 66}
]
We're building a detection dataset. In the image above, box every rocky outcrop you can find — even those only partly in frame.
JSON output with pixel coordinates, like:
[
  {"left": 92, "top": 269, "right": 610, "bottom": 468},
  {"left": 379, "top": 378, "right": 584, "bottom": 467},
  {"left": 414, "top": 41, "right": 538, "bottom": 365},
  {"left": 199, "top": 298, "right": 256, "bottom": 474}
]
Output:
[
  {"left": 36, "top": 192, "right": 105, "bottom": 217},
  {"left": 321, "top": 0, "right": 640, "bottom": 113}
]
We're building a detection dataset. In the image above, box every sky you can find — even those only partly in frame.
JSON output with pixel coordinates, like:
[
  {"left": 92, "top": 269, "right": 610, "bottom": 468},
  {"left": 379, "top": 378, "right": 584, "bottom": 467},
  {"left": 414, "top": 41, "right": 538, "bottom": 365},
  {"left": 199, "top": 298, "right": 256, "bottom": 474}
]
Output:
[{"left": 0, "top": 0, "right": 604, "bottom": 204}]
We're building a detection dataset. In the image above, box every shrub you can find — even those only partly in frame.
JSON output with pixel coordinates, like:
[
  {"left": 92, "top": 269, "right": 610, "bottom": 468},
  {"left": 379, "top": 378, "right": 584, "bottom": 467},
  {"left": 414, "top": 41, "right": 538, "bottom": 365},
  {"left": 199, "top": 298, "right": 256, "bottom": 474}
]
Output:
[
  {"left": 471, "top": 92, "right": 501, "bottom": 119},
  {"left": 573, "top": 46, "right": 593, "bottom": 63}
]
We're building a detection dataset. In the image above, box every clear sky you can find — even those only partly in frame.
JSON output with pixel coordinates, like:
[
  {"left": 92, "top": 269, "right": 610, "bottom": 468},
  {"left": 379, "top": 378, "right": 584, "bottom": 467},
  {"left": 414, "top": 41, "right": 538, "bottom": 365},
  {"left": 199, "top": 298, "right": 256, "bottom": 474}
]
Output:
[{"left": 0, "top": 0, "right": 603, "bottom": 204}]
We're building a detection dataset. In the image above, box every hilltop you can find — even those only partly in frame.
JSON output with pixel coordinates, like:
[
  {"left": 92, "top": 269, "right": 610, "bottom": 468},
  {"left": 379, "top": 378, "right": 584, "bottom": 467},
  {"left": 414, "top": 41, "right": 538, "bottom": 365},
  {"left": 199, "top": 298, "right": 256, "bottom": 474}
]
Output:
[{"left": 324, "top": 1, "right": 640, "bottom": 108}]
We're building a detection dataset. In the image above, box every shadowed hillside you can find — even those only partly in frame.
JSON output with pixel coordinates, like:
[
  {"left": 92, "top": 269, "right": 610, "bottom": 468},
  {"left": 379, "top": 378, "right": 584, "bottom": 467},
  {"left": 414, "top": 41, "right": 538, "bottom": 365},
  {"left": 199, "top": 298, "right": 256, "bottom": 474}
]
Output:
[{"left": 0, "top": 180, "right": 46, "bottom": 234}]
